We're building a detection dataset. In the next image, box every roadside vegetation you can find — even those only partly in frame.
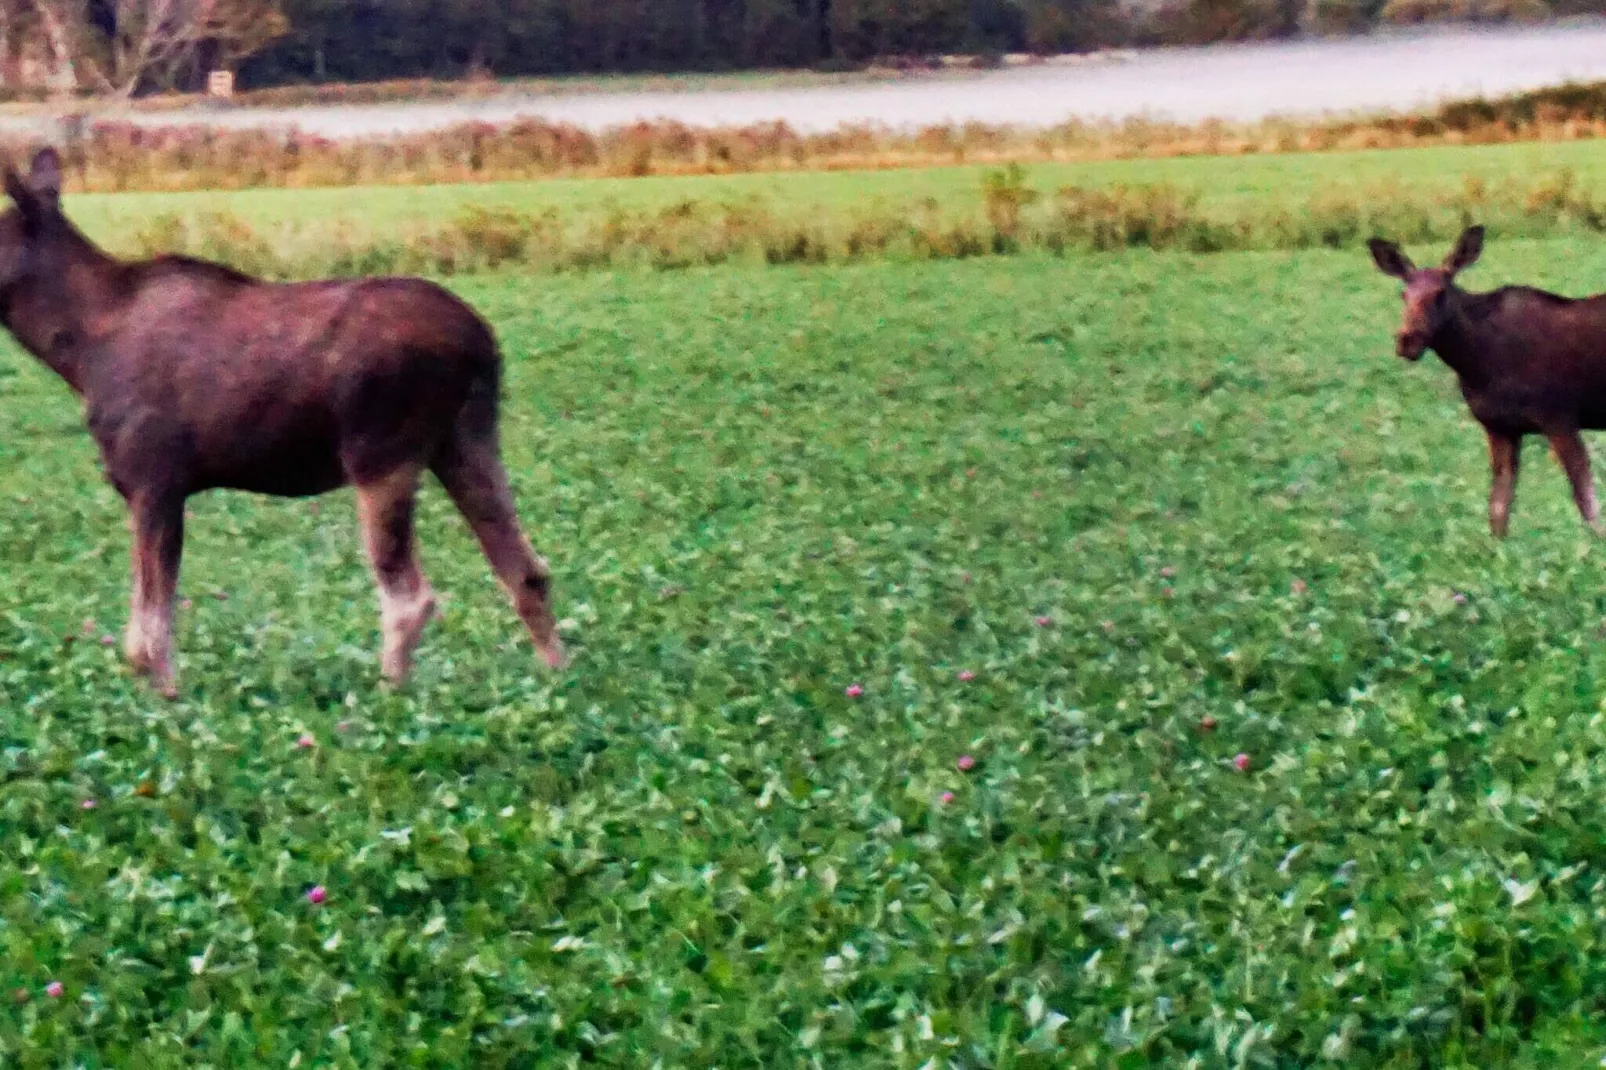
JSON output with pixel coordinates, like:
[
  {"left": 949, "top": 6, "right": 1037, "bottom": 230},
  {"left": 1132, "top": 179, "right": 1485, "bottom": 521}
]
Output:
[{"left": 5, "top": 80, "right": 1606, "bottom": 196}]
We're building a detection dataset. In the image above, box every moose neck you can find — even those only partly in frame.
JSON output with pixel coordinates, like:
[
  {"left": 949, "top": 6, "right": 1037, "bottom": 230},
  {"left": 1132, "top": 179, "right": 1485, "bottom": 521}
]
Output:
[
  {"left": 1427, "top": 287, "right": 1492, "bottom": 388},
  {"left": 0, "top": 217, "right": 125, "bottom": 394}
]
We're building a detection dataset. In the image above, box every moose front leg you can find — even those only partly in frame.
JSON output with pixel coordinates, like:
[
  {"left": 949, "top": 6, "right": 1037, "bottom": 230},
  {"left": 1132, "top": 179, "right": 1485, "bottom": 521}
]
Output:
[
  {"left": 126, "top": 489, "right": 185, "bottom": 697},
  {"left": 1547, "top": 430, "right": 1603, "bottom": 535},
  {"left": 1487, "top": 430, "right": 1521, "bottom": 539}
]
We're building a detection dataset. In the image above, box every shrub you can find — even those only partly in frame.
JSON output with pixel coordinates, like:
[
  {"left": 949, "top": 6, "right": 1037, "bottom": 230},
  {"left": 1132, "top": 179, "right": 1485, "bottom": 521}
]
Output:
[
  {"left": 1380, "top": 0, "right": 1549, "bottom": 22},
  {"left": 982, "top": 163, "right": 1041, "bottom": 247},
  {"left": 92, "top": 167, "right": 1606, "bottom": 280}
]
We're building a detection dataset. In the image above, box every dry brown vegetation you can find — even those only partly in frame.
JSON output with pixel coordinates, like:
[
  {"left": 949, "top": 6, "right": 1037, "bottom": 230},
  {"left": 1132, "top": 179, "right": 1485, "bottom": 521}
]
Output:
[{"left": 5, "top": 79, "right": 1606, "bottom": 194}]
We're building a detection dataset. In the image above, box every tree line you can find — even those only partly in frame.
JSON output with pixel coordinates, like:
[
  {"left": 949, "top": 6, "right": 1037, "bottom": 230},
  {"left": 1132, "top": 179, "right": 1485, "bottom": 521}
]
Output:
[
  {"left": 1, "top": 0, "right": 1603, "bottom": 96},
  {"left": 241, "top": 0, "right": 1606, "bottom": 85}
]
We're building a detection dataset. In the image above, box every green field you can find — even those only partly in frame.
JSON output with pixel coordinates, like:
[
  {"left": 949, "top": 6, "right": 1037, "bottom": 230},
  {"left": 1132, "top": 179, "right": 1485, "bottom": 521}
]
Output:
[
  {"left": 8, "top": 150, "right": 1606, "bottom": 1064},
  {"left": 59, "top": 137, "right": 1606, "bottom": 247}
]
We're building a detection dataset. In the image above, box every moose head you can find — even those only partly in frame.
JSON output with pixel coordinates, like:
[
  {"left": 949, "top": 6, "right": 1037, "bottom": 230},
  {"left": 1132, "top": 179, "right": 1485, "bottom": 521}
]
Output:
[
  {"left": 1367, "top": 225, "right": 1484, "bottom": 362},
  {"left": 0, "top": 148, "right": 64, "bottom": 291}
]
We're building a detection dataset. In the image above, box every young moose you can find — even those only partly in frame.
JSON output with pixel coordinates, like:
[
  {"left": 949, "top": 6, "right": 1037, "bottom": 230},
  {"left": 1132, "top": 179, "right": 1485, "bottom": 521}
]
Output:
[
  {"left": 1369, "top": 224, "right": 1606, "bottom": 539},
  {"left": 0, "top": 148, "right": 564, "bottom": 696}
]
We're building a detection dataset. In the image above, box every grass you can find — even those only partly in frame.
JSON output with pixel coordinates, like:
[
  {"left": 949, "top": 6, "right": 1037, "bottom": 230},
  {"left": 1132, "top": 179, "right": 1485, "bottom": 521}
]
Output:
[
  {"left": 57, "top": 137, "right": 1606, "bottom": 236},
  {"left": 39, "top": 143, "right": 1606, "bottom": 278},
  {"left": 7, "top": 236, "right": 1606, "bottom": 1064}
]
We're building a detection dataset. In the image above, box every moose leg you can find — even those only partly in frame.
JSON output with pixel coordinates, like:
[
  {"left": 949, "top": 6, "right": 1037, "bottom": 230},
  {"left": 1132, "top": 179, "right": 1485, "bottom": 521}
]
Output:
[
  {"left": 1487, "top": 430, "right": 1521, "bottom": 539},
  {"left": 432, "top": 441, "right": 564, "bottom": 669},
  {"left": 1547, "top": 430, "right": 1603, "bottom": 534},
  {"left": 355, "top": 466, "right": 437, "bottom": 684},
  {"left": 126, "top": 489, "right": 184, "bottom": 697}
]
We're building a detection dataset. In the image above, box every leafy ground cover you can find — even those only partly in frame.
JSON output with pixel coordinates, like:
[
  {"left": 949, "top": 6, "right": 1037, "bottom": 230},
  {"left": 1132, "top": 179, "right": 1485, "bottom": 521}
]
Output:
[{"left": 5, "top": 239, "right": 1606, "bottom": 1065}]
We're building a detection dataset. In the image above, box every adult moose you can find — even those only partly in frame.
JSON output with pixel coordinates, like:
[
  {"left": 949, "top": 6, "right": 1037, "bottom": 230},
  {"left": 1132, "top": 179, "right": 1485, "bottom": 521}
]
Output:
[
  {"left": 0, "top": 148, "right": 563, "bottom": 696},
  {"left": 1369, "top": 224, "right": 1606, "bottom": 540}
]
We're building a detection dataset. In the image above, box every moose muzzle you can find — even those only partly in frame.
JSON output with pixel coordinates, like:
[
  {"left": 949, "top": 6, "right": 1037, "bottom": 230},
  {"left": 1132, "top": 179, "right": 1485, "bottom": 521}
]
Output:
[{"left": 1395, "top": 332, "right": 1428, "bottom": 362}]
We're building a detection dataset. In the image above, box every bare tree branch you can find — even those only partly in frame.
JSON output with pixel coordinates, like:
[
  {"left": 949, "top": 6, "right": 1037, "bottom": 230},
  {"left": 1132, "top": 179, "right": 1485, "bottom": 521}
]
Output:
[
  {"left": 26, "top": 0, "right": 91, "bottom": 93},
  {"left": 19, "top": 0, "right": 286, "bottom": 97}
]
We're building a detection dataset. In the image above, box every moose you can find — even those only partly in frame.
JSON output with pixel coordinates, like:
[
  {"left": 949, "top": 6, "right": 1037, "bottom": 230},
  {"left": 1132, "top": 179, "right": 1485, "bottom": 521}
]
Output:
[
  {"left": 1369, "top": 224, "right": 1606, "bottom": 540},
  {"left": 0, "top": 148, "right": 564, "bottom": 697}
]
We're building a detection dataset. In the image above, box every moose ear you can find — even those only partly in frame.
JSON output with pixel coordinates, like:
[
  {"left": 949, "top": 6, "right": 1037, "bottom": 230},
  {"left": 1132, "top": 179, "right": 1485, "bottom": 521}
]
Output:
[
  {"left": 26, "top": 148, "right": 61, "bottom": 207},
  {"left": 1443, "top": 224, "right": 1484, "bottom": 276},
  {"left": 1367, "top": 237, "right": 1414, "bottom": 280},
  {"left": 2, "top": 167, "right": 30, "bottom": 212},
  {"left": 4, "top": 148, "right": 62, "bottom": 223}
]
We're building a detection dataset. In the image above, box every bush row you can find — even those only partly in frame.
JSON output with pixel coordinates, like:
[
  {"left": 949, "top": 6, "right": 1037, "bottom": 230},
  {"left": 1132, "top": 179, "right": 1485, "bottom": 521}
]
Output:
[{"left": 109, "top": 166, "right": 1606, "bottom": 277}]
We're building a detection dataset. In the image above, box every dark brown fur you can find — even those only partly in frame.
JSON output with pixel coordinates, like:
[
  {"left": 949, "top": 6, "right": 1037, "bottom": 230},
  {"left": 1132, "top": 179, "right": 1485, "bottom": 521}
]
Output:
[
  {"left": 0, "top": 148, "right": 564, "bottom": 695},
  {"left": 1369, "top": 224, "right": 1606, "bottom": 539}
]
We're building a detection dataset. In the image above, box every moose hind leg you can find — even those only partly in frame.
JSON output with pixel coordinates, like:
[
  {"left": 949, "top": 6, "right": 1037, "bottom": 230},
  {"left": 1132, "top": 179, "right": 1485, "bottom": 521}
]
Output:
[
  {"left": 1548, "top": 430, "right": 1603, "bottom": 534},
  {"left": 432, "top": 440, "right": 564, "bottom": 669},
  {"left": 1487, "top": 430, "right": 1521, "bottom": 539},
  {"left": 126, "top": 490, "right": 185, "bottom": 698},
  {"left": 355, "top": 466, "right": 437, "bottom": 683}
]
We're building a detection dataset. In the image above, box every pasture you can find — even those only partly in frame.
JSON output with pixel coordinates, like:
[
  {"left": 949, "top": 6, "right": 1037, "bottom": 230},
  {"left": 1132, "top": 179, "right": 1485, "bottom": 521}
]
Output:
[
  {"left": 56, "top": 137, "right": 1606, "bottom": 242},
  {"left": 4, "top": 149, "right": 1606, "bottom": 1066}
]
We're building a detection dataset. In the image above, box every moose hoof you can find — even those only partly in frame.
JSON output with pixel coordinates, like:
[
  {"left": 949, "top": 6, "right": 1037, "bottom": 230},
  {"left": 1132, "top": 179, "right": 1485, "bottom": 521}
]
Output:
[
  {"left": 540, "top": 638, "right": 567, "bottom": 670},
  {"left": 380, "top": 589, "right": 437, "bottom": 685},
  {"left": 380, "top": 644, "right": 421, "bottom": 687},
  {"left": 124, "top": 636, "right": 152, "bottom": 676},
  {"left": 133, "top": 654, "right": 178, "bottom": 698},
  {"left": 125, "top": 650, "right": 177, "bottom": 698}
]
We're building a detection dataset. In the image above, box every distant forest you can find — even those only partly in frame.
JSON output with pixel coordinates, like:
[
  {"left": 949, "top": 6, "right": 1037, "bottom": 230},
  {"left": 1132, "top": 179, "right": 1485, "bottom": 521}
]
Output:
[
  {"left": 244, "top": 0, "right": 1606, "bottom": 85},
  {"left": 1, "top": 0, "right": 1604, "bottom": 96}
]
